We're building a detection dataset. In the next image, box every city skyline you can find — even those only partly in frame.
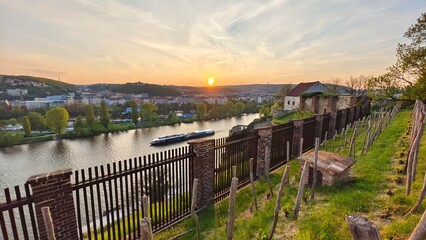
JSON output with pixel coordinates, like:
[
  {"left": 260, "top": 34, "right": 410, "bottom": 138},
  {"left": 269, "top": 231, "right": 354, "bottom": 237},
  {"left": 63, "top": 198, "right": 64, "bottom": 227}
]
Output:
[{"left": 0, "top": 0, "right": 425, "bottom": 86}]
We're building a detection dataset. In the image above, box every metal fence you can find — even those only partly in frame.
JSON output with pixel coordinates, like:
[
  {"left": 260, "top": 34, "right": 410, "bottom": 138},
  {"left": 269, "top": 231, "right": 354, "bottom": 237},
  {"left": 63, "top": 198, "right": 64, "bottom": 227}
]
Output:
[
  {"left": 271, "top": 122, "right": 294, "bottom": 170},
  {"left": 72, "top": 146, "right": 194, "bottom": 240},
  {"left": 302, "top": 116, "right": 316, "bottom": 152},
  {"left": 214, "top": 132, "right": 259, "bottom": 202},
  {"left": 321, "top": 113, "right": 331, "bottom": 140},
  {"left": 336, "top": 110, "right": 343, "bottom": 132},
  {"left": 0, "top": 184, "right": 38, "bottom": 240}
]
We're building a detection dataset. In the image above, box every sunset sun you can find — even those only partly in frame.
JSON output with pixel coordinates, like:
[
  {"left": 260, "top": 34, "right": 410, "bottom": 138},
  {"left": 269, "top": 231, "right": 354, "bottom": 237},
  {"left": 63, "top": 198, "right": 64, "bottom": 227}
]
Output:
[{"left": 207, "top": 77, "right": 215, "bottom": 86}]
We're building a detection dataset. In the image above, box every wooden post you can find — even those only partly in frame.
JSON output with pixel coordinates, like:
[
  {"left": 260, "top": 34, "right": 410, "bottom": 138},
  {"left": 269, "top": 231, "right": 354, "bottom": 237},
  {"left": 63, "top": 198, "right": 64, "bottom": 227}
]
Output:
[
  {"left": 191, "top": 179, "right": 201, "bottom": 240},
  {"left": 349, "top": 128, "right": 357, "bottom": 158},
  {"left": 41, "top": 207, "right": 56, "bottom": 240},
  {"left": 265, "top": 147, "right": 274, "bottom": 197},
  {"left": 409, "top": 207, "right": 426, "bottom": 240},
  {"left": 293, "top": 161, "right": 309, "bottom": 220},
  {"left": 310, "top": 138, "right": 320, "bottom": 200},
  {"left": 407, "top": 173, "right": 426, "bottom": 215},
  {"left": 232, "top": 165, "right": 237, "bottom": 178},
  {"left": 299, "top": 138, "right": 304, "bottom": 156},
  {"left": 140, "top": 195, "right": 153, "bottom": 239},
  {"left": 249, "top": 158, "right": 258, "bottom": 210},
  {"left": 361, "top": 121, "right": 371, "bottom": 156},
  {"left": 227, "top": 177, "right": 238, "bottom": 240},
  {"left": 269, "top": 165, "right": 290, "bottom": 240},
  {"left": 332, "top": 130, "right": 336, "bottom": 152},
  {"left": 323, "top": 131, "right": 328, "bottom": 151},
  {"left": 345, "top": 215, "right": 382, "bottom": 240},
  {"left": 142, "top": 194, "right": 148, "bottom": 218},
  {"left": 140, "top": 219, "right": 153, "bottom": 240}
]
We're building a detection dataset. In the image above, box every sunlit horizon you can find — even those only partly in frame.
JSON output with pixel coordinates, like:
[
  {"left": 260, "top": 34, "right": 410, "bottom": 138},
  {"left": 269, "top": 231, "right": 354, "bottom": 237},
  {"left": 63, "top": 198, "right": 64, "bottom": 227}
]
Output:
[{"left": 1, "top": 0, "right": 425, "bottom": 86}]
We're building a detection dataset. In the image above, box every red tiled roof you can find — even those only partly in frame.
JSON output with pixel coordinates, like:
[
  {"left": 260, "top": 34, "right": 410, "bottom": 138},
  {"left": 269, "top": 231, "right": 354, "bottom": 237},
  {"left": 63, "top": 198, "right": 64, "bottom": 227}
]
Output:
[{"left": 286, "top": 81, "right": 319, "bottom": 96}]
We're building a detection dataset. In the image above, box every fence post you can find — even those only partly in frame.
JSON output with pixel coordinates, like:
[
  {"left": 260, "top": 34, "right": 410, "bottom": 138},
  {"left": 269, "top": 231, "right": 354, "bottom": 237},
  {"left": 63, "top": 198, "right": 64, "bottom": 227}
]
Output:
[
  {"left": 292, "top": 120, "right": 304, "bottom": 157},
  {"left": 340, "top": 109, "right": 347, "bottom": 131},
  {"left": 329, "top": 111, "right": 337, "bottom": 138},
  {"left": 256, "top": 126, "right": 272, "bottom": 178},
  {"left": 188, "top": 139, "right": 215, "bottom": 208},
  {"left": 27, "top": 168, "right": 78, "bottom": 240},
  {"left": 315, "top": 114, "right": 323, "bottom": 139}
]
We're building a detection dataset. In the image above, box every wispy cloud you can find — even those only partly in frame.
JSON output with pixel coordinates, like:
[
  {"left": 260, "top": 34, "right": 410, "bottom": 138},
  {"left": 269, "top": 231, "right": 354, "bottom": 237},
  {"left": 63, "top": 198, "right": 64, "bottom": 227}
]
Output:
[{"left": 0, "top": 0, "right": 425, "bottom": 85}]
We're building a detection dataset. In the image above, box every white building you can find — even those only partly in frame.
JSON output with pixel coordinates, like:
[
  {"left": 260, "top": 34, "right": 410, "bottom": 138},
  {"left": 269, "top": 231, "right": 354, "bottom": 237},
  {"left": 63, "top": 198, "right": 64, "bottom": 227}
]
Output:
[
  {"left": 7, "top": 89, "right": 28, "bottom": 96},
  {"left": 283, "top": 81, "right": 328, "bottom": 111}
]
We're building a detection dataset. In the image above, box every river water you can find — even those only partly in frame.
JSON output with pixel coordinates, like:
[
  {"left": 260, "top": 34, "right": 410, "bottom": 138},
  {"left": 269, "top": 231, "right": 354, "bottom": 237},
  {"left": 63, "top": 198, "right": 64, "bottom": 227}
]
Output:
[{"left": 0, "top": 114, "right": 258, "bottom": 193}]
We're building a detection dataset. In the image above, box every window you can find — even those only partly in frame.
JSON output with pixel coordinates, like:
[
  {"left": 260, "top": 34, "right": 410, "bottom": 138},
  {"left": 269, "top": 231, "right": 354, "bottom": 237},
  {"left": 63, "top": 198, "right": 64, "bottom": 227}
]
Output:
[
  {"left": 292, "top": 101, "right": 295, "bottom": 105},
  {"left": 287, "top": 101, "right": 290, "bottom": 105}
]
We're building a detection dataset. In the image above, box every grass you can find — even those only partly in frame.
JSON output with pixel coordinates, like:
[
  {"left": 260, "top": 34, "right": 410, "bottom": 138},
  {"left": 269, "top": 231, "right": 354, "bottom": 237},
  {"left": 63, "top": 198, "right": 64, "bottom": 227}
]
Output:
[
  {"left": 154, "top": 109, "right": 426, "bottom": 239},
  {"left": 273, "top": 111, "right": 315, "bottom": 125}
]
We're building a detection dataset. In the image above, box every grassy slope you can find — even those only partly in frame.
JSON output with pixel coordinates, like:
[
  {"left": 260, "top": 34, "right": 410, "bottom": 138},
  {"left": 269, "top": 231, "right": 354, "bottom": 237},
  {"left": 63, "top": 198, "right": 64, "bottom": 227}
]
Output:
[
  {"left": 273, "top": 112, "right": 315, "bottom": 125},
  {"left": 156, "top": 109, "right": 425, "bottom": 239}
]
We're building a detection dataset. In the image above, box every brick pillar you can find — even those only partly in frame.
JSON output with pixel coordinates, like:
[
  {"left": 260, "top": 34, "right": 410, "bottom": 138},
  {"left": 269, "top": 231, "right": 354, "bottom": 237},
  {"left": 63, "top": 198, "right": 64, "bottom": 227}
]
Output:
[
  {"left": 340, "top": 109, "right": 347, "bottom": 130},
  {"left": 27, "top": 169, "right": 78, "bottom": 240},
  {"left": 327, "top": 96, "right": 338, "bottom": 112},
  {"left": 188, "top": 139, "right": 215, "bottom": 208},
  {"left": 348, "top": 107, "right": 355, "bottom": 124},
  {"left": 256, "top": 126, "right": 272, "bottom": 178},
  {"left": 292, "top": 120, "right": 304, "bottom": 157},
  {"left": 355, "top": 106, "right": 360, "bottom": 121},
  {"left": 329, "top": 111, "right": 337, "bottom": 137},
  {"left": 315, "top": 115, "right": 323, "bottom": 139},
  {"left": 311, "top": 96, "right": 319, "bottom": 113}
]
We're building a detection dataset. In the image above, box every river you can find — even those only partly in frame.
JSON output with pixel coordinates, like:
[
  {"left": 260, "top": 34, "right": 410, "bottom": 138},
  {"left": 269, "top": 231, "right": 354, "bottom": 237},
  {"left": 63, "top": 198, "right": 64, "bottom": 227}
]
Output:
[{"left": 0, "top": 114, "right": 259, "bottom": 194}]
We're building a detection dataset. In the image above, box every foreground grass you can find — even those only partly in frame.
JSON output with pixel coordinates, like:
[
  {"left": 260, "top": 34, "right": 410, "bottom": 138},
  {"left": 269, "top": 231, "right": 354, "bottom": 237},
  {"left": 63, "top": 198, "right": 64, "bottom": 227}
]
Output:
[{"left": 156, "top": 109, "right": 426, "bottom": 239}]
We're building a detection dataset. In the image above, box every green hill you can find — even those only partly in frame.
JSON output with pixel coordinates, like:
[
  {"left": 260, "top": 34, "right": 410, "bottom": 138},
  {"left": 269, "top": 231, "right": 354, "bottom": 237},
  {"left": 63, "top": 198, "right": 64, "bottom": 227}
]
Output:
[
  {"left": 111, "top": 82, "right": 182, "bottom": 96},
  {"left": 0, "top": 75, "right": 75, "bottom": 100}
]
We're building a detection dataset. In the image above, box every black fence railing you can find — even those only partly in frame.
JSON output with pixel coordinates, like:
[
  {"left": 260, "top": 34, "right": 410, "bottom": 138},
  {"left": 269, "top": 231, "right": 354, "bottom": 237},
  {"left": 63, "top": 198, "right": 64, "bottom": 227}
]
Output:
[
  {"left": 214, "top": 132, "right": 259, "bottom": 202},
  {"left": 271, "top": 122, "right": 294, "bottom": 170},
  {"left": 0, "top": 184, "right": 38, "bottom": 240},
  {"left": 321, "top": 113, "right": 331, "bottom": 140},
  {"left": 302, "top": 116, "right": 316, "bottom": 152},
  {"left": 72, "top": 146, "right": 194, "bottom": 240},
  {"left": 336, "top": 110, "right": 343, "bottom": 132}
]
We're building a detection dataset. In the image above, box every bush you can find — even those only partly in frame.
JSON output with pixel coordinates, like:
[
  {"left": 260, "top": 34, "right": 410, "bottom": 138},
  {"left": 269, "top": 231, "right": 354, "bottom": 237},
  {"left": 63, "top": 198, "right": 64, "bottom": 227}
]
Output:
[{"left": 0, "top": 131, "right": 24, "bottom": 147}]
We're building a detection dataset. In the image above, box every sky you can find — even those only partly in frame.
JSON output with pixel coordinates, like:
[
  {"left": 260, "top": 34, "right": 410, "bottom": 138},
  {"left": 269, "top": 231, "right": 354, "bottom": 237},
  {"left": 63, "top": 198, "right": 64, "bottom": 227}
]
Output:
[{"left": 0, "top": 0, "right": 425, "bottom": 86}]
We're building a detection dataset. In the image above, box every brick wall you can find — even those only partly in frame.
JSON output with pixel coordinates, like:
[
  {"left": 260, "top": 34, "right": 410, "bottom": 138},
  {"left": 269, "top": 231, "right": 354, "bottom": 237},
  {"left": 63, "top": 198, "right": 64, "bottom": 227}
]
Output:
[
  {"left": 27, "top": 169, "right": 78, "bottom": 240},
  {"left": 256, "top": 127, "right": 272, "bottom": 178}
]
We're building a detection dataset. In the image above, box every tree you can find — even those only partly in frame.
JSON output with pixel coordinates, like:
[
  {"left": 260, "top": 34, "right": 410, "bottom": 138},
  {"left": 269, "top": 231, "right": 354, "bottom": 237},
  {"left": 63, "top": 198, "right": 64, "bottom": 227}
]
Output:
[
  {"left": 140, "top": 103, "right": 158, "bottom": 122},
  {"left": 390, "top": 12, "right": 426, "bottom": 102},
  {"left": 45, "top": 108, "right": 69, "bottom": 137},
  {"left": 28, "top": 112, "right": 46, "bottom": 130},
  {"left": 74, "top": 115, "right": 85, "bottom": 136},
  {"left": 100, "top": 101, "right": 110, "bottom": 128},
  {"left": 277, "top": 85, "right": 292, "bottom": 98},
  {"left": 85, "top": 105, "right": 95, "bottom": 127},
  {"left": 367, "top": 74, "right": 401, "bottom": 103},
  {"left": 196, "top": 103, "right": 207, "bottom": 120},
  {"left": 22, "top": 116, "right": 31, "bottom": 137},
  {"left": 345, "top": 75, "right": 368, "bottom": 95},
  {"left": 325, "top": 78, "right": 342, "bottom": 95},
  {"left": 130, "top": 100, "right": 139, "bottom": 124},
  {"left": 234, "top": 101, "right": 245, "bottom": 116},
  {"left": 259, "top": 107, "right": 271, "bottom": 118}
]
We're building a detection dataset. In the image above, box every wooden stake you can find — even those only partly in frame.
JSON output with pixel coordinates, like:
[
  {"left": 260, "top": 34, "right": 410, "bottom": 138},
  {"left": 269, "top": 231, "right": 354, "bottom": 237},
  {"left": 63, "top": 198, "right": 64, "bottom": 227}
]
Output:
[
  {"left": 41, "top": 207, "right": 55, "bottom": 240},
  {"left": 227, "top": 177, "right": 238, "bottom": 240},
  {"left": 269, "top": 165, "right": 290, "bottom": 240},
  {"left": 249, "top": 158, "right": 258, "bottom": 211},
  {"left": 408, "top": 207, "right": 426, "bottom": 240},
  {"left": 310, "top": 138, "right": 320, "bottom": 200},
  {"left": 293, "top": 161, "right": 309, "bottom": 220},
  {"left": 232, "top": 165, "right": 237, "bottom": 178},
  {"left": 191, "top": 179, "right": 201, "bottom": 240},
  {"left": 349, "top": 128, "right": 357, "bottom": 158},
  {"left": 265, "top": 147, "right": 274, "bottom": 197},
  {"left": 407, "top": 173, "right": 426, "bottom": 215},
  {"left": 332, "top": 130, "right": 336, "bottom": 152},
  {"left": 323, "top": 131, "right": 328, "bottom": 151},
  {"left": 140, "top": 218, "right": 153, "bottom": 240},
  {"left": 142, "top": 194, "right": 148, "bottom": 218}
]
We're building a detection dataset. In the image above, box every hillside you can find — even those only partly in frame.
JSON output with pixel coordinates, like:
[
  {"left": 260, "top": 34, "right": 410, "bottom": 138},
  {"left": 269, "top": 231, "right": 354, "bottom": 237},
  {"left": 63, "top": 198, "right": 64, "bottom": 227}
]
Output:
[
  {"left": 83, "top": 82, "right": 182, "bottom": 97},
  {"left": 0, "top": 75, "right": 75, "bottom": 100}
]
